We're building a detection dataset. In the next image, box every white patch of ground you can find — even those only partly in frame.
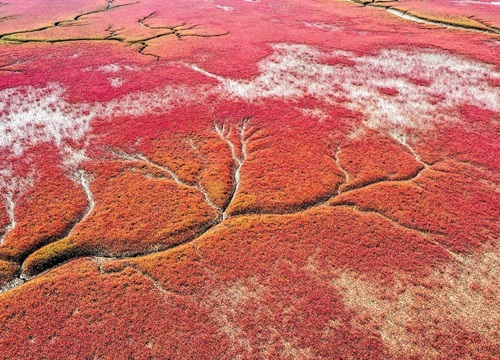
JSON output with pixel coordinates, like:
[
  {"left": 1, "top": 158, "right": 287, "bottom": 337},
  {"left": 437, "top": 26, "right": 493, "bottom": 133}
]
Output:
[
  {"left": 299, "top": 108, "right": 330, "bottom": 122},
  {"left": 96, "top": 63, "right": 121, "bottom": 72},
  {"left": 191, "top": 43, "right": 500, "bottom": 133},
  {"left": 123, "top": 64, "right": 141, "bottom": 71},
  {"left": 330, "top": 246, "right": 500, "bottom": 358},
  {"left": 2, "top": 43, "right": 498, "bottom": 188},
  {"left": 82, "top": 64, "right": 141, "bottom": 72},
  {"left": 303, "top": 21, "right": 343, "bottom": 32},
  {"left": 109, "top": 77, "right": 124, "bottom": 88},
  {"left": 0, "top": 82, "right": 205, "bottom": 159},
  {"left": 0, "top": 83, "right": 94, "bottom": 156},
  {"left": 101, "top": 84, "right": 205, "bottom": 118},
  {"left": 61, "top": 145, "right": 89, "bottom": 171},
  {"left": 216, "top": 4, "right": 235, "bottom": 11},
  {"left": 207, "top": 278, "right": 315, "bottom": 359}
]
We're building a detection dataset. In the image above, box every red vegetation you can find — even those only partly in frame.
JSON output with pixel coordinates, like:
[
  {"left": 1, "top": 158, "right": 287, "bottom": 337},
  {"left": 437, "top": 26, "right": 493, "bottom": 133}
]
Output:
[
  {"left": 414, "top": 105, "right": 500, "bottom": 172},
  {"left": 22, "top": 158, "right": 219, "bottom": 276},
  {"left": 331, "top": 162, "right": 499, "bottom": 253},
  {"left": 0, "top": 259, "right": 231, "bottom": 359},
  {"left": 0, "top": 260, "right": 18, "bottom": 286},
  {"left": 0, "top": 0, "right": 498, "bottom": 358},
  {"left": 337, "top": 131, "right": 423, "bottom": 192},
  {"left": 0, "top": 145, "right": 87, "bottom": 262},
  {"left": 377, "top": 87, "right": 400, "bottom": 96},
  {"left": 226, "top": 116, "right": 344, "bottom": 215},
  {"left": 0, "top": 207, "right": 8, "bottom": 239}
]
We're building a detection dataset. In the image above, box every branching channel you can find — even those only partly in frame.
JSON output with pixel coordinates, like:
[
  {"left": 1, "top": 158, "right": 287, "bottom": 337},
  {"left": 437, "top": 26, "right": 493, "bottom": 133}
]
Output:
[
  {"left": 332, "top": 203, "right": 464, "bottom": 262},
  {"left": 215, "top": 118, "right": 250, "bottom": 220},
  {"left": 111, "top": 149, "right": 222, "bottom": 214},
  {"left": 330, "top": 146, "right": 350, "bottom": 194},
  {"left": 324, "top": 134, "right": 430, "bottom": 199},
  {"left": 1, "top": 124, "right": 472, "bottom": 292},
  {"left": 390, "top": 132, "right": 430, "bottom": 168},
  {"left": 76, "top": 169, "right": 95, "bottom": 223},
  {"left": 16, "top": 169, "right": 95, "bottom": 281}
]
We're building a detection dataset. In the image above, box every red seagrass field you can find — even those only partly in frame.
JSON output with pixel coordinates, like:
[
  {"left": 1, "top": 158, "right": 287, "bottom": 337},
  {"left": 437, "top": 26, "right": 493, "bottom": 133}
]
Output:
[{"left": 0, "top": 0, "right": 499, "bottom": 358}]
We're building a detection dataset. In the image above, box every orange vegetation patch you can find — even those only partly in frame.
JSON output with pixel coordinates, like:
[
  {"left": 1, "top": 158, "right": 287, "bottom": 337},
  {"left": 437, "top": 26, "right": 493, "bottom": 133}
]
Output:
[
  {"left": 0, "top": 260, "right": 18, "bottom": 286},
  {"left": 331, "top": 161, "right": 499, "bottom": 254},
  {"left": 144, "top": 132, "right": 235, "bottom": 209},
  {"left": 337, "top": 131, "right": 423, "bottom": 192},
  {"left": 0, "top": 145, "right": 87, "bottom": 262},
  {"left": 0, "top": 0, "right": 499, "bottom": 357},
  {"left": 0, "top": 258, "right": 230, "bottom": 359},
  {"left": 226, "top": 121, "right": 343, "bottom": 215},
  {"left": 21, "top": 158, "right": 220, "bottom": 276},
  {"left": 128, "top": 206, "right": 451, "bottom": 292}
]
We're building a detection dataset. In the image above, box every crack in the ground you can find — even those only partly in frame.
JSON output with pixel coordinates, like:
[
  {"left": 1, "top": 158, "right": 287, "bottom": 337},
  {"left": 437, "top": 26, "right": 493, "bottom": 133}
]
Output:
[
  {"left": 129, "top": 265, "right": 183, "bottom": 299},
  {"left": 326, "top": 134, "right": 430, "bottom": 196},
  {"left": 134, "top": 41, "right": 161, "bottom": 60},
  {"left": 0, "top": 2, "right": 228, "bottom": 60},
  {"left": 77, "top": 170, "right": 96, "bottom": 224},
  {"left": 15, "top": 169, "right": 94, "bottom": 280},
  {"left": 330, "top": 146, "right": 350, "bottom": 194},
  {"left": 339, "top": 164, "right": 427, "bottom": 195},
  {"left": 346, "top": 0, "right": 500, "bottom": 35},
  {"left": 1, "top": 126, "right": 474, "bottom": 293},
  {"left": 390, "top": 132, "right": 430, "bottom": 168},
  {"left": 331, "top": 203, "right": 464, "bottom": 262},
  {"left": 2, "top": 37, "right": 125, "bottom": 45},
  {"left": 138, "top": 12, "right": 197, "bottom": 39},
  {"left": 215, "top": 118, "right": 250, "bottom": 220},
  {"left": 332, "top": 202, "right": 445, "bottom": 236},
  {"left": 111, "top": 149, "right": 222, "bottom": 213},
  {"left": 0, "top": 1, "right": 138, "bottom": 41},
  {"left": 133, "top": 12, "right": 228, "bottom": 59},
  {"left": 323, "top": 154, "right": 426, "bottom": 198}
]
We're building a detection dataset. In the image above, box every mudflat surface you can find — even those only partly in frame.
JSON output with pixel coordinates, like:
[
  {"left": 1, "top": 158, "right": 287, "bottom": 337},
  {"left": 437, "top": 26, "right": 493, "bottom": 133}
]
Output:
[{"left": 0, "top": 0, "right": 499, "bottom": 358}]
